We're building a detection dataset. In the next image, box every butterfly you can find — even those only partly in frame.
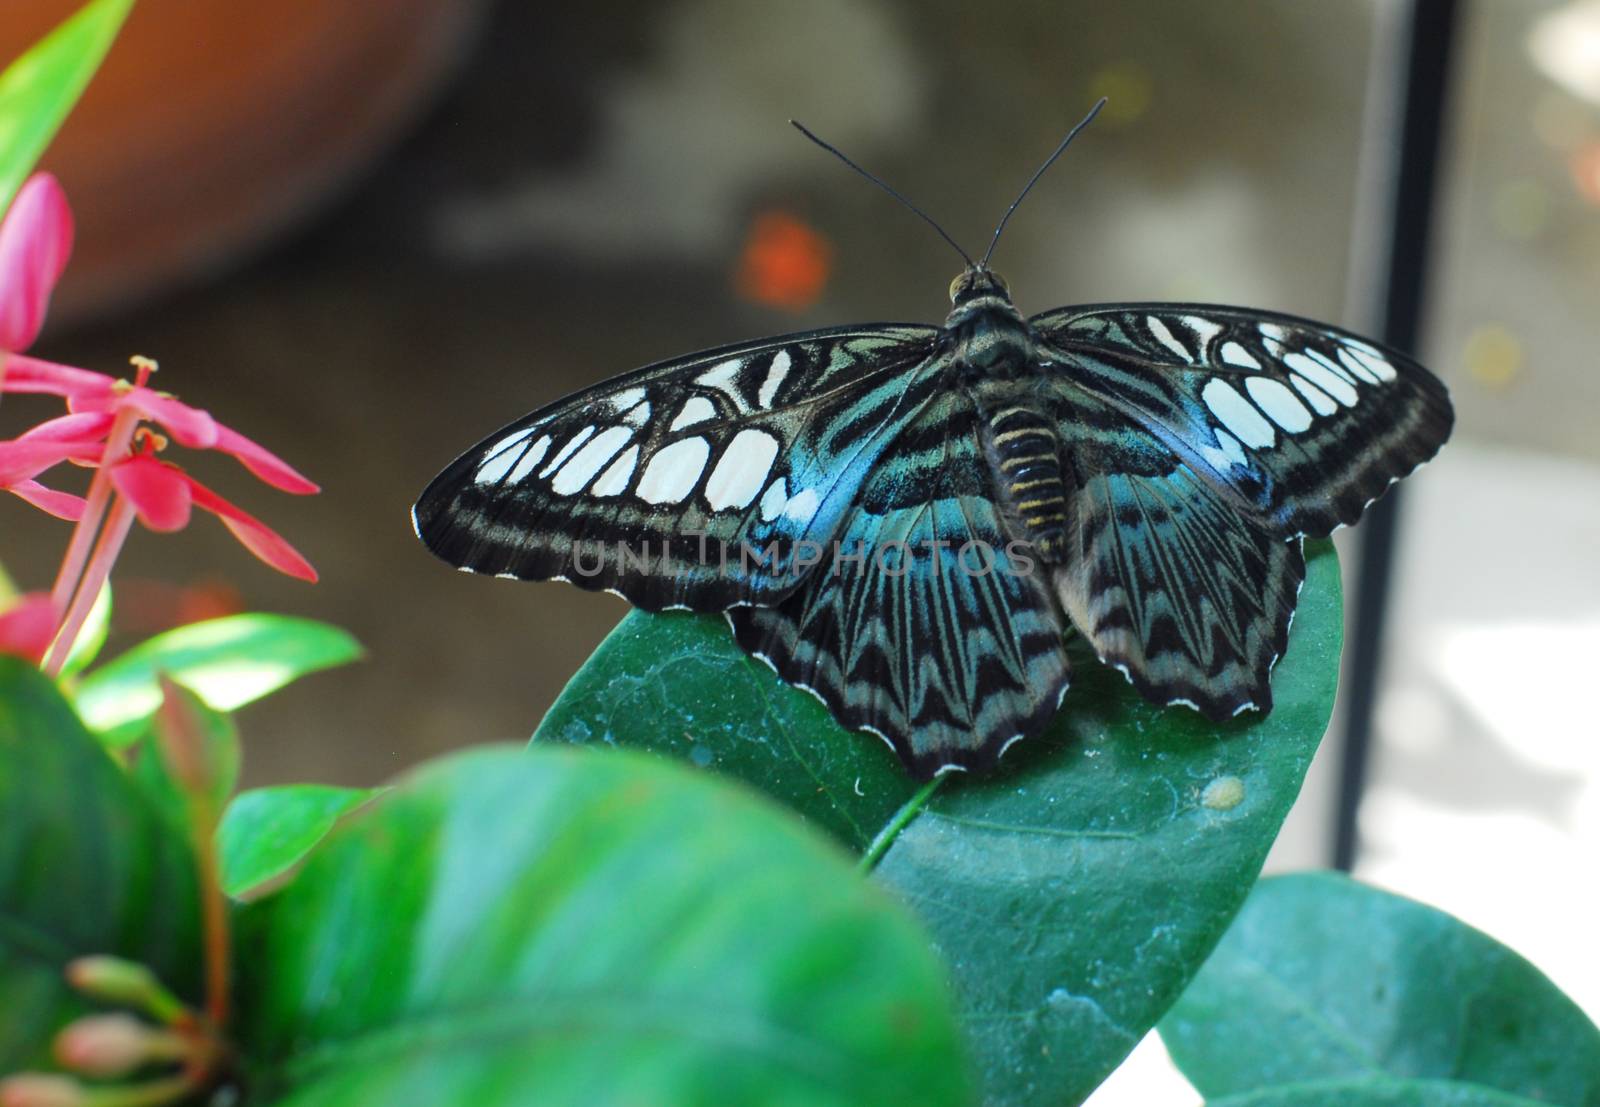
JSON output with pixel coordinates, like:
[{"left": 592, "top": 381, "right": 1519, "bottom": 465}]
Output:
[{"left": 413, "top": 102, "right": 1453, "bottom": 779}]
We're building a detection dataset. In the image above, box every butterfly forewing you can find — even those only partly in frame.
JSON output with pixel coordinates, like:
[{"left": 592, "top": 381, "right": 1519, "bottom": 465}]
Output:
[
  {"left": 418, "top": 279, "right": 1451, "bottom": 777},
  {"left": 1031, "top": 304, "right": 1454, "bottom": 537},
  {"left": 414, "top": 325, "right": 941, "bottom": 611}
]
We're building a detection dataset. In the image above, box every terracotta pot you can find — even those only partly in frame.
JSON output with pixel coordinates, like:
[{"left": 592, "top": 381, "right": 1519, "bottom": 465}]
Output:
[{"left": 1, "top": 0, "right": 485, "bottom": 322}]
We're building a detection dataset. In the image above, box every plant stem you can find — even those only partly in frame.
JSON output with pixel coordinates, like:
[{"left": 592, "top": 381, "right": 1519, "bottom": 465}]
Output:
[
  {"left": 192, "top": 813, "right": 230, "bottom": 1032},
  {"left": 43, "top": 496, "right": 134, "bottom": 677},
  {"left": 858, "top": 776, "right": 946, "bottom": 872},
  {"left": 48, "top": 404, "right": 139, "bottom": 615}
]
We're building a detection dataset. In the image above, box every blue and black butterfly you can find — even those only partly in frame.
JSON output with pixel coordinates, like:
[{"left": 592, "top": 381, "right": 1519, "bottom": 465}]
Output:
[{"left": 413, "top": 102, "right": 1452, "bottom": 779}]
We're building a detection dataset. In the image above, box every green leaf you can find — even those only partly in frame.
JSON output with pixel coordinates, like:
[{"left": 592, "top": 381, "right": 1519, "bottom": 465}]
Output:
[
  {"left": 0, "top": 656, "right": 201, "bottom": 1071},
  {"left": 232, "top": 746, "right": 971, "bottom": 1107},
  {"left": 1203, "top": 1077, "right": 1557, "bottom": 1106},
  {"left": 217, "top": 785, "right": 374, "bottom": 899},
  {"left": 536, "top": 540, "right": 1345, "bottom": 1105},
  {"left": 56, "top": 583, "right": 111, "bottom": 681},
  {"left": 1160, "top": 872, "right": 1600, "bottom": 1107},
  {"left": 0, "top": 0, "right": 133, "bottom": 214},
  {"left": 73, "top": 614, "right": 362, "bottom": 748}
]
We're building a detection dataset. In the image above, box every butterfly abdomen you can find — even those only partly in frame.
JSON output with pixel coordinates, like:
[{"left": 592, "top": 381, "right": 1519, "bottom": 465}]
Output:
[{"left": 980, "top": 400, "right": 1069, "bottom": 561}]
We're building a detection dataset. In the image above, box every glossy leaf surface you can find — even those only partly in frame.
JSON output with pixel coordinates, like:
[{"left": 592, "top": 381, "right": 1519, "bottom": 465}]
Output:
[
  {"left": 1161, "top": 872, "right": 1600, "bottom": 1107},
  {"left": 538, "top": 541, "right": 1345, "bottom": 1104},
  {"left": 0, "top": 657, "right": 200, "bottom": 1070},
  {"left": 73, "top": 614, "right": 361, "bottom": 747},
  {"left": 233, "top": 746, "right": 970, "bottom": 1107},
  {"left": 217, "top": 784, "right": 373, "bottom": 898},
  {"left": 0, "top": 0, "right": 132, "bottom": 213}
]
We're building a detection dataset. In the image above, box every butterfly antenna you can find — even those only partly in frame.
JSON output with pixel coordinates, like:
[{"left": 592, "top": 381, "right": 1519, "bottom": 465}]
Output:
[
  {"left": 980, "top": 97, "right": 1108, "bottom": 269},
  {"left": 790, "top": 119, "right": 975, "bottom": 268}
]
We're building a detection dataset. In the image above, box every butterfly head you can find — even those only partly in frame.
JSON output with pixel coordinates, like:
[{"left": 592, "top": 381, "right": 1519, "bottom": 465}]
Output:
[{"left": 948, "top": 266, "right": 1012, "bottom": 307}]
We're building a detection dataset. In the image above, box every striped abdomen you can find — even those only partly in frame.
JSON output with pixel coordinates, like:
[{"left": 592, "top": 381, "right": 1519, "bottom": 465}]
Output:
[{"left": 983, "top": 404, "right": 1068, "bottom": 560}]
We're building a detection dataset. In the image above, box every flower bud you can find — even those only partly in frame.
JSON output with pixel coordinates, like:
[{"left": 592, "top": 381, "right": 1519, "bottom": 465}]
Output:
[
  {"left": 63, "top": 957, "right": 185, "bottom": 1026},
  {"left": 0, "top": 1073, "right": 84, "bottom": 1107},
  {"left": 54, "top": 1014, "right": 157, "bottom": 1078}
]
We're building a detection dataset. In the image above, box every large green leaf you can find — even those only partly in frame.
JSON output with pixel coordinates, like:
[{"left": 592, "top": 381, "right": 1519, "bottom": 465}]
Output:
[
  {"left": 232, "top": 745, "right": 971, "bottom": 1107},
  {"left": 1160, "top": 872, "right": 1600, "bottom": 1107},
  {"left": 217, "top": 785, "right": 375, "bottom": 899},
  {"left": 0, "top": 0, "right": 133, "bottom": 213},
  {"left": 536, "top": 540, "right": 1344, "bottom": 1104},
  {"left": 1203, "top": 1078, "right": 1557, "bottom": 1106},
  {"left": 0, "top": 656, "right": 201, "bottom": 1071},
  {"left": 73, "top": 614, "right": 362, "bottom": 748}
]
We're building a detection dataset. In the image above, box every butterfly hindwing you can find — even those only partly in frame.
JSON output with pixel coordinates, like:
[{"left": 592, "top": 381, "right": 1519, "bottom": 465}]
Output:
[
  {"left": 1031, "top": 303, "right": 1453, "bottom": 538},
  {"left": 1048, "top": 389, "right": 1307, "bottom": 719},
  {"left": 414, "top": 325, "right": 942, "bottom": 610},
  {"left": 729, "top": 392, "right": 1072, "bottom": 776}
]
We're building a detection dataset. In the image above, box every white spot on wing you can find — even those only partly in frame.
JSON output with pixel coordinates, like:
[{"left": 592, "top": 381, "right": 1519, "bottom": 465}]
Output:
[
  {"left": 1259, "top": 322, "right": 1288, "bottom": 355},
  {"left": 1219, "top": 341, "right": 1260, "bottom": 370},
  {"left": 705, "top": 429, "right": 780, "bottom": 511},
  {"left": 1284, "top": 353, "right": 1358, "bottom": 406},
  {"left": 620, "top": 401, "right": 650, "bottom": 427},
  {"left": 1182, "top": 315, "right": 1222, "bottom": 351},
  {"left": 635, "top": 437, "right": 709, "bottom": 504},
  {"left": 1289, "top": 373, "right": 1339, "bottom": 416},
  {"left": 758, "top": 350, "right": 791, "bottom": 409},
  {"left": 1337, "top": 347, "right": 1381, "bottom": 385},
  {"left": 606, "top": 386, "right": 647, "bottom": 412},
  {"left": 506, "top": 435, "right": 553, "bottom": 483},
  {"left": 1198, "top": 428, "right": 1249, "bottom": 471},
  {"left": 1146, "top": 315, "right": 1190, "bottom": 361},
  {"left": 476, "top": 431, "right": 547, "bottom": 485},
  {"left": 1201, "top": 379, "right": 1276, "bottom": 449},
  {"left": 1245, "top": 377, "right": 1313, "bottom": 432},
  {"left": 670, "top": 396, "right": 716, "bottom": 431},
  {"left": 1342, "top": 339, "right": 1398, "bottom": 381},
  {"left": 783, "top": 487, "right": 821, "bottom": 523},
  {"left": 550, "top": 426, "right": 632, "bottom": 495},
  {"left": 759, "top": 477, "right": 789, "bottom": 521},
  {"left": 539, "top": 426, "right": 595, "bottom": 477},
  {"left": 695, "top": 358, "right": 743, "bottom": 389},
  {"left": 591, "top": 445, "right": 639, "bottom": 496}
]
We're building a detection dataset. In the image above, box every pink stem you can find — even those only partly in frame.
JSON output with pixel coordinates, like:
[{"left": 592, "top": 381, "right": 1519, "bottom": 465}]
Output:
[
  {"left": 44, "top": 495, "right": 135, "bottom": 677},
  {"left": 47, "top": 403, "right": 141, "bottom": 614}
]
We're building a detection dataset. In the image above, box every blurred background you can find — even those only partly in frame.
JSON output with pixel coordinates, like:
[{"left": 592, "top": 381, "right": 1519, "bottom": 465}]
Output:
[{"left": 1, "top": 1, "right": 1595, "bottom": 1100}]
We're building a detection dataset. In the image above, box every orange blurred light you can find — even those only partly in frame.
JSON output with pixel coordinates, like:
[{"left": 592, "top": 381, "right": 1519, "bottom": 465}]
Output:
[
  {"left": 1570, "top": 141, "right": 1600, "bottom": 205},
  {"left": 117, "top": 576, "right": 245, "bottom": 635},
  {"left": 735, "top": 210, "right": 833, "bottom": 312}
]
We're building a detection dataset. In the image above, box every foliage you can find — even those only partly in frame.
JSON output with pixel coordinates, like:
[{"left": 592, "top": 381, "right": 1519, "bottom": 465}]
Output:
[
  {"left": 1, "top": 4, "right": 1593, "bottom": 1106},
  {"left": 539, "top": 542, "right": 1355, "bottom": 1105},
  {"left": 1161, "top": 873, "right": 1600, "bottom": 1107}
]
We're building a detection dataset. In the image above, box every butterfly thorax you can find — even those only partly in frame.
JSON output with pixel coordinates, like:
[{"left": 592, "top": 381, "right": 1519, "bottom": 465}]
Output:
[{"left": 943, "top": 269, "right": 1070, "bottom": 562}]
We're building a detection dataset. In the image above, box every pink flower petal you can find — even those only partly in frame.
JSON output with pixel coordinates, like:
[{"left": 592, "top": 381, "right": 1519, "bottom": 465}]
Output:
[
  {"left": 18, "top": 411, "right": 114, "bottom": 442},
  {"left": 0, "top": 437, "right": 92, "bottom": 485},
  {"left": 1, "top": 352, "right": 116, "bottom": 398},
  {"left": 0, "top": 174, "right": 73, "bottom": 351},
  {"left": 6, "top": 479, "right": 86, "bottom": 520},
  {"left": 110, "top": 456, "right": 193, "bottom": 532},
  {"left": 212, "top": 423, "right": 318, "bottom": 494},
  {"left": 0, "top": 592, "right": 59, "bottom": 664},
  {"left": 187, "top": 477, "right": 317, "bottom": 582},
  {"left": 70, "top": 385, "right": 218, "bottom": 449}
]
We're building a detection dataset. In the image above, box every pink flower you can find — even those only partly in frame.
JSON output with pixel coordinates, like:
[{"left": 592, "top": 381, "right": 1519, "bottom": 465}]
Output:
[
  {"left": 110, "top": 453, "right": 316, "bottom": 582},
  {"left": 4, "top": 354, "right": 318, "bottom": 495},
  {"left": 0, "top": 174, "right": 72, "bottom": 353},
  {"left": 0, "top": 175, "right": 321, "bottom": 676}
]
